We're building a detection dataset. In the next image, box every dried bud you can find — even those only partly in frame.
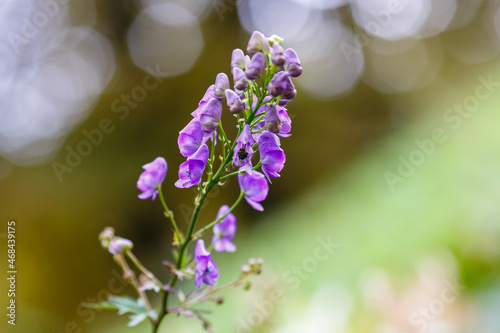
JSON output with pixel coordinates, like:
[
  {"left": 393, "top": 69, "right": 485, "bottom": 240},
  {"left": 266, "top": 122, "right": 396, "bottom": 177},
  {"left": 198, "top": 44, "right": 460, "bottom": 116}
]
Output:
[
  {"left": 225, "top": 89, "right": 244, "bottom": 114},
  {"left": 215, "top": 296, "right": 224, "bottom": 304},
  {"left": 284, "top": 48, "right": 302, "bottom": 77},
  {"left": 214, "top": 73, "right": 229, "bottom": 101},
  {"left": 271, "top": 42, "right": 285, "bottom": 66},
  {"left": 245, "top": 52, "right": 266, "bottom": 81},
  {"left": 264, "top": 104, "right": 282, "bottom": 133},
  {"left": 108, "top": 237, "right": 133, "bottom": 255},
  {"left": 99, "top": 227, "right": 115, "bottom": 250},
  {"left": 247, "top": 31, "right": 270, "bottom": 56},
  {"left": 231, "top": 48, "right": 245, "bottom": 70}
]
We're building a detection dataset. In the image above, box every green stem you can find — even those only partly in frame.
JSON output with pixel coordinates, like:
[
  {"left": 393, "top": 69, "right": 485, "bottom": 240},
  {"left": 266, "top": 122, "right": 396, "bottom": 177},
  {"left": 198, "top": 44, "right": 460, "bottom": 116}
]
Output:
[
  {"left": 157, "top": 186, "right": 183, "bottom": 243},
  {"left": 192, "top": 191, "right": 245, "bottom": 239},
  {"left": 125, "top": 251, "right": 163, "bottom": 287}
]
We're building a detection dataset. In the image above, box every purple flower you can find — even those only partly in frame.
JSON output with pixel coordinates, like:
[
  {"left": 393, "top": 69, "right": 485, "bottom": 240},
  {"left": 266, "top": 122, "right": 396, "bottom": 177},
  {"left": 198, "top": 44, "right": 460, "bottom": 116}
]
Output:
[
  {"left": 175, "top": 144, "right": 209, "bottom": 188},
  {"left": 267, "top": 71, "right": 295, "bottom": 99},
  {"left": 214, "top": 73, "right": 229, "bottom": 101},
  {"left": 178, "top": 119, "right": 204, "bottom": 157},
  {"left": 194, "top": 239, "right": 219, "bottom": 289},
  {"left": 264, "top": 104, "right": 282, "bottom": 134},
  {"left": 277, "top": 106, "right": 292, "bottom": 137},
  {"left": 258, "top": 132, "right": 286, "bottom": 181},
  {"left": 238, "top": 170, "right": 269, "bottom": 211},
  {"left": 137, "top": 157, "right": 167, "bottom": 200},
  {"left": 108, "top": 237, "right": 133, "bottom": 255},
  {"left": 233, "top": 124, "right": 254, "bottom": 173},
  {"left": 271, "top": 42, "right": 285, "bottom": 66},
  {"left": 198, "top": 98, "right": 222, "bottom": 134},
  {"left": 212, "top": 205, "right": 237, "bottom": 252},
  {"left": 225, "top": 89, "right": 244, "bottom": 114},
  {"left": 232, "top": 67, "right": 248, "bottom": 91},
  {"left": 247, "top": 31, "right": 270, "bottom": 56},
  {"left": 231, "top": 48, "right": 245, "bottom": 70},
  {"left": 284, "top": 48, "right": 302, "bottom": 77},
  {"left": 245, "top": 52, "right": 266, "bottom": 81},
  {"left": 191, "top": 85, "right": 215, "bottom": 117}
]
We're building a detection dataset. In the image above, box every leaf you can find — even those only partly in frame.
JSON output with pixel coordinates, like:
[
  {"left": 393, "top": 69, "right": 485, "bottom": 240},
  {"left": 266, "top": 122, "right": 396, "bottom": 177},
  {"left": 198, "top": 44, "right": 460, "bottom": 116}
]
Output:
[{"left": 127, "top": 313, "right": 148, "bottom": 327}]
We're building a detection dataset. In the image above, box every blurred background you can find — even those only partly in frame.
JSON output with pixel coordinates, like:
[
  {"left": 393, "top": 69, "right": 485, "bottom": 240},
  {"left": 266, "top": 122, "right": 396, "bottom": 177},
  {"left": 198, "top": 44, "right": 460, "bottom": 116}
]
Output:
[{"left": 1, "top": 0, "right": 500, "bottom": 332}]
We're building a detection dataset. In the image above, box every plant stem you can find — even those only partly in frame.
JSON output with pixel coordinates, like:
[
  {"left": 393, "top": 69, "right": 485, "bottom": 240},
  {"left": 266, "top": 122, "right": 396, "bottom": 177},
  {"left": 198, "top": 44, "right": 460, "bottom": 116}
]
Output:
[
  {"left": 157, "top": 186, "right": 183, "bottom": 243},
  {"left": 126, "top": 251, "right": 163, "bottom": 287}
]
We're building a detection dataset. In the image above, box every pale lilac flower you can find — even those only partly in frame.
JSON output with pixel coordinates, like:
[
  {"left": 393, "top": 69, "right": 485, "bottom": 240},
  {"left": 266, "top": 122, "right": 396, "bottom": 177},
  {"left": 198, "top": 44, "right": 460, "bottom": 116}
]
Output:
[
  {"left": 108, "top": 237, "right": 133, "bottom": 255},
  {"left": 212, "top": 205, "right": 237, "bottom": 252},
  {"left": 198, "top": 98, "right": 222, "bottom": 134},
  {"left": 238, "top": 170, "right": 269, "bottom": 211},
  {"left": 267, "top": 71, "right": 295, "bottom": 99},
  {"left": 214, "top": 73, "right": 229, "bottom": 101},
  {"left": 233, "top": 124, "right": 254, "bottom": 173},
  {"left": 271, "top": 42, "right": 285, "bottom": 66},
  {"left": 232, "top": 67, "right": 248, "bottom": 91},
  {"left": 175, "top": 144, "right": 209, "bottom": 188},
  {"left": 245, "top": 52, "right": 266, "bottom": 81},
  {"left": 225, "top": 89, "right": 244, "bottom": 114},
  {"left": 194, "top": 239, "right": 219, "bottom": 289},
  {"left": 137, "top": 157, "right": 167, "bottom": 200},
  {"left": 264, "top": 104, "right": 281, "bottom": 134},
  {"left": 284, "top": 48, "right": 302, "bottom": 77},
  {"left": 178, "top": 119, "right": 204, "bottom": 157},
  {"left": 231, "top": 48, "right": 246, "bottom": 70},
  {"left": 191, "top": 85, "right": 215, "bottom": 117},
  {"left": 247, "top": 31, "right": 270, "bottom": 56},
  {"left": 258, "top": 132, "right": 286, "bottom": 181}
]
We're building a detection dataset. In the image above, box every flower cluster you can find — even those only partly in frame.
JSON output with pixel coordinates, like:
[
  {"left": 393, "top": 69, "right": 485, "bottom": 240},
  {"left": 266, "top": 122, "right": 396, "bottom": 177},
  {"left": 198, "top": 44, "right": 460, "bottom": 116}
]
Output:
[{"left": 92, "top": 31, "right": 301, "bottom": 333}]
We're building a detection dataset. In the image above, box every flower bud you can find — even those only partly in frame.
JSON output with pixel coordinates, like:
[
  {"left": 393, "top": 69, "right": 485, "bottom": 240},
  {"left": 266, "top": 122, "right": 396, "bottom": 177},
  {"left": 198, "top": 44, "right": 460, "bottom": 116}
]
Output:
[
  {"left": 225, "top": 89, "right": 244, "bottom": 114},
  {"left": 271, "top": 42, "right": 285, "bottom": 66},
  {"left": 231, "top": 48, "right": 245, "bottom": 70},
  {"left": 267, "top": 71, "right": 295, "bottom": 98},
  {"left": 214, "top": 73, "right": 229, "bottom": 101},
  {"left": 245, "top": 52, "right": 266, "bottom": 81},
  {"left": 247, "top": 31, "right": 270, "bottom": 56},
  {"left": 284, "top": 48, "right": 302, "bottom": 77},
  {"left": 108, "top": 237, "right": 133, "bottom": 255},
  {"left": 99, "top": 227, "right": 115, "bottom": 250},
  {"left": 198, "top": 98, "right": 222, "bottom": 134},
  {"left": 283, "top": 88, "right": 296, "bottom": 101},
  {"left": 267, "top": 34, "right": 284, "bottom": 45},
  {"left": 264, "top": 104, "right": 282, "bottom": 133},
  {"left": 232, "top": 67, "right": 248, "bottom": 91},
  {"left": 215, "top": 296, "right": 224, "bottom": 304}
]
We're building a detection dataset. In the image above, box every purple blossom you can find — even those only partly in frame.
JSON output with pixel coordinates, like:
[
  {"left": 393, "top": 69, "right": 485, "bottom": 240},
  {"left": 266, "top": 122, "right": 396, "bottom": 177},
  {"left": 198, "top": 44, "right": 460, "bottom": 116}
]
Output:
[
  {"left": 233, "top": 124, "right": 254, "bottom": 173},
  {"left": 108, "top": 237, "right": 133, "bottom": 255},
  {"left": 247, "top": 31, "right": 270, "bottom": 56},
  {"left": 191, "top": 85, "right": 215, "bottom": 117},
  {"left": 252, "top": 104, "right": 292, "bottom": 140},
  {"left": 284, "top": 48, "right": 302, "bottom": 77},
  {"left": 214, "top": 73, "right": 229, "bottom": 101},
  {"left": 264, "top": 104, "right": 282, "bottom": 134},
  {"left": 198, "top": 98, "right": 222, "bottom": 134},
  {"left": 231, "top": 48, "right": 245, "bottom": 70},
  {"left": 212, "top": 205, "right": 237, "bottom": 252},
  {"left": 258, "top": 132, "right": 286, "bottom": 181},
  {"left": 194, "top": 239, "right": 219, "bottom": 289},
  {"left": 238, "top": 170, "right": 269, "bottom": 211},
  {"left": 267, "top": 71, "right": 295, "bottom": 99},
  {"left": 175, "top": 144, "right": 209, "bottom": 188},
  {"left": 137, "top": 157, "right": 167, "bottom": 200},
  {"left": 178, "top": 119, "right": 204, "bottom": 157},
  {"left": 245, "top": 52, "right": 266, "bottom": 81},
  {"left": 225, "top": 89, "right": 244, "bottom": 114},
  {"left": 232, "top": 67, "right": 248, "bottom": 91},
  {"left": 271, "top": 42, "right": 285, "bottom": 66}
]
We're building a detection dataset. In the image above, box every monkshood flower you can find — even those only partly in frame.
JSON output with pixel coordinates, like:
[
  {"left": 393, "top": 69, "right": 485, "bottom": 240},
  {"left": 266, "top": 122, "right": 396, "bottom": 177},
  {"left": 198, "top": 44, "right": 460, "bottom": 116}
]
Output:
[
  {"left": 175, "top": 144, "right": 209, "bottom": 188},
  {"left": 225, "top": 89, "right": 244, "bottom": 114},
  {"left": 212, "top": 205, "right": 237, "bottom": 252},
  {"left": 264, "top": 103, "right": 282, "bottom": 134},
  {"left": 198, "top": 98, "right": 222, "bottom": 134},
  {"left": 233, "top": 124, "right": 254, "bottom": 173},
  {"left": 267, "top": 71, "right": 296, "bottom": 100},
  {"left": 238, "top": 170, "right": 269, "bottom": 211},
  {"left": 108, "top": 237, "right": 133, "bottom": 255},
  {"left": 137, "top": 157, "right": 167, "bottom": 200},
  {"left": 178, "top": 119, "right": 204, "bottom": 157},
  {"left": 271, "top": 42, "right": 285, "bottom": 66},
  {"left": 232, "top": 67, "right": 248, "bottom": 91},
  {"left": 214, "top": 73, "right": 229, "bottom": 101},
  {"left": 284, "top": 48, "right": 302, "bottom": 78},
  {"left": 258, "top": 132, "right": 286, "bottom": 181},
  {"left": 247, "top": 30, "right": 270, "bottom": 56},
  {"left": 245, "top": 52, "right": 266, "bottom": 81},
  {"left": 191, "top": 85, "right": 215, "bottom": 117},
  {"left": 231, "top": 48, "right": 245, "bottom": 70},
  {"left": 252, "top": 103, "right": 292, "bottom": 140},
  {"left": 194, "top": 239, "right": 219, "bottom": 289}
]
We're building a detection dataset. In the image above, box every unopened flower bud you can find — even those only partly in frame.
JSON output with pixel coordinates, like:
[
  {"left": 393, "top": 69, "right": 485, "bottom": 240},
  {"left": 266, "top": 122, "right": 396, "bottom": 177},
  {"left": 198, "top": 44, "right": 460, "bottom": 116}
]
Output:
[
  {"left": 267, "top": 71, "right": 295, "bottom": 98},
  {"left": 271, "top": 42, "right": 285, "bottom": 66},
  {"left": 240, "top": 264, "right": 251, "bottom": 274},
  {"left": 199, "top": 98, "right": 222, "bottom": 134},
  {"left": 245, "top": 52, "right": 266, "bottom": 81},
  {"left": 231, "top": 48, "right": 245, "bottom": 70},
  {"left": 214, "top": 73, "right": 229, "bottom": 101},
  {"left": 225, "top": 89, "right": 244, "bottom": 114},
  {"left": 244, "top": 281, "right": 251, "bottom": 290},
  {"left": 284, "top": 48, "right": 302, "bottom": 77},
  {"left": 283, "top": 88, "right": 296, "bottom": 101},
  {"left": 215, "top": 296, "right": 224, "bottom": 304},
  {"left": 99, "top": 227, "right": 115, "bottom": 250},
  {"left": 232, "top": 67, "right": 248, "bottom": 91},
  {"left": 267, "top": 34, "right": 284, "bottom": 45},
  {"left": 264, "top": 104, "right": 282, "bottom": 133},
  {"left": 108, "top": 237, "right": 133, "bottom": 255},
  {"left": 247, "top": 31, "right": 270, "bottom": 56}
]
